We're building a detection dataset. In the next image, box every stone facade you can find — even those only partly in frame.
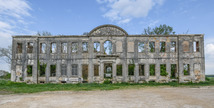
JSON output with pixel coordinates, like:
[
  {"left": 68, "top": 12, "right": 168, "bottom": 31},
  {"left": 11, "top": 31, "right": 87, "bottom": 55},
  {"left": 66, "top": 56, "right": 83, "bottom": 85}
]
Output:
[{"left": 11, "top": 24, "right": 205, "bottom": 83}]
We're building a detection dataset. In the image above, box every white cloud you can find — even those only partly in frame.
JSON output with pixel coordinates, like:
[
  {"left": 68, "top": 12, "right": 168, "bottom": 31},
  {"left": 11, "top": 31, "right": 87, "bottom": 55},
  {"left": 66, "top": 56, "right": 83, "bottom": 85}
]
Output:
[
  {"left": 205, "top": 43, "right": 214, "bottom": 75},
  {"left": 97, "top": 0, "right": 165, "bottom": 24}
]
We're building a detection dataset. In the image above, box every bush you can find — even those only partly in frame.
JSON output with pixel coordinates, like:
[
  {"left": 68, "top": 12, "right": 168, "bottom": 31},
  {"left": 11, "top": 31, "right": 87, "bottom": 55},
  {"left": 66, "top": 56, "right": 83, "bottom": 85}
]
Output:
[
  {"left": 205, "top": 77, "right": 210, "bottom": 81},
  {"left": 0, "top": 73, "right": 11, "bottom": 79},
  {"left": 103, "top": 79, "right": 112, "bottom": 84}
]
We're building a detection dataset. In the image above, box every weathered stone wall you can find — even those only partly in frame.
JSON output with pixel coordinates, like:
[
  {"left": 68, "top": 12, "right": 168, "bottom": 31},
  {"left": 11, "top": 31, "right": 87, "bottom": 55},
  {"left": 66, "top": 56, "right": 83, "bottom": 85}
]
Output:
[{"left": 11, "top": 25, "right": 205, "bottom": 83}]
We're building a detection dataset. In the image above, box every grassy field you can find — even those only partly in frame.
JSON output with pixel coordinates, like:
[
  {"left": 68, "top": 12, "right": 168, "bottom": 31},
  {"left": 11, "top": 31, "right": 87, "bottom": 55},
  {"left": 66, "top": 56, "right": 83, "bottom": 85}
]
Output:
[{"left": 0, "top": 76, "right": 214, "bottom": 94}]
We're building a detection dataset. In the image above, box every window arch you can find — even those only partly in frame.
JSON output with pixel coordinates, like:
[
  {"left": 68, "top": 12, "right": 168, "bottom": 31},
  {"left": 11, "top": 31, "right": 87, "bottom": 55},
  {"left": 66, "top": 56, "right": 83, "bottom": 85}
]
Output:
[{"left": 104, "top": 40, "right": 113, "bottom": 55}]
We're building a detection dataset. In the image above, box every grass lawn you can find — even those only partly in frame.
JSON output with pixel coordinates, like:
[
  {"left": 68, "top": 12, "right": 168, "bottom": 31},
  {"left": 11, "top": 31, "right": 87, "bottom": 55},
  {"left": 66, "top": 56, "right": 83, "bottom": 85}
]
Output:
[{"left": 0, "top": 76, "right": 214, "bottom": 94}]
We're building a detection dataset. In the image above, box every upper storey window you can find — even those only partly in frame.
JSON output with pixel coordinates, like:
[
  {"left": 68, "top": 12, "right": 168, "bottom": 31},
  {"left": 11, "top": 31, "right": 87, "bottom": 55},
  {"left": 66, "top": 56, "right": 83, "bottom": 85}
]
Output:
[
  {"left": 17, "top": 43, "right": 22, "bottom": 53},
  {"left": 72, "top": 42, "right": 78, "bottom": 53},
  {"left": 51, "top": 43, "right": 57, "bottom": 53},
  {"left": 182, "top": 41, "right": 189, "bottom": 52},
  {"left": 61, "top": 43, "right": 67, "bottom": 53},
  {"left": 149, "top": 42, "right": 155, "bottom": 52},
  {"left": 94, "top": 42, "right": 100, "bottom": 52},
  {"left": 40, "top": 43, "right": 46, "bottom": 54},
  {"left": 27, "top": 42, "right": 33, "bottom": 53},
  {"left": 82, "top": 42, "right": 88, "bottom": 52},
  {"left": 104, "top": 41, "right": 112, "bottom": 55},
  {"left": 170, "top": 41, "right": 176, "bottom": 52},
  {"left": 193, "top": 41, "right": 199, "bottom": 52},
  {"left": 160, "top": 42, "right": 166, "bottom": 52},
  {"left": 138, "top": 42, "right": 145, "bottom": 53}
]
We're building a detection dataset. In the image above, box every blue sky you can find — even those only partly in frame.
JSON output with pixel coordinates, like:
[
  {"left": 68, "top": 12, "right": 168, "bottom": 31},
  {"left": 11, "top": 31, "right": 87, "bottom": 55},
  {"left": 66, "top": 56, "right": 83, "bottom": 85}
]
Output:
[{"left": 0, "top": 0, "right": 214, "bottom": 74}]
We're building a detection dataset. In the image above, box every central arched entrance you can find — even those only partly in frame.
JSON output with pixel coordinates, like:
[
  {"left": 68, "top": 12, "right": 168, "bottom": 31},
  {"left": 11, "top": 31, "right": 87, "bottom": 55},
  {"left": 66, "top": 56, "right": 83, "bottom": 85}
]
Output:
[{"left": 104, "top": 63, "right": 112, "bottom": 79}]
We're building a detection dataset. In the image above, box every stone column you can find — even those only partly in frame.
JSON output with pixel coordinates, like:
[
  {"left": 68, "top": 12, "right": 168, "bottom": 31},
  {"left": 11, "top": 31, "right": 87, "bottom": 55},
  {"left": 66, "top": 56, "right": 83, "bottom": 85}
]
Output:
[
  {"left": 112, "top": 62, "right": 116, "bottom": 82},
  {"left": 134, "top": 63, "right": 139, "bottom": 83},
  {"left": 100, "top": 62, "right": 104, "bottom": 81}
]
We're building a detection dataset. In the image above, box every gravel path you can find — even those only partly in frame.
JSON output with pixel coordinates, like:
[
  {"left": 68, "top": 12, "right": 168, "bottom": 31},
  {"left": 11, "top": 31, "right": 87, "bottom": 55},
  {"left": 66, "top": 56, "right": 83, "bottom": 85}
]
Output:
[{"left": 0, "top": 86, "right": 214, "bottom": 108}]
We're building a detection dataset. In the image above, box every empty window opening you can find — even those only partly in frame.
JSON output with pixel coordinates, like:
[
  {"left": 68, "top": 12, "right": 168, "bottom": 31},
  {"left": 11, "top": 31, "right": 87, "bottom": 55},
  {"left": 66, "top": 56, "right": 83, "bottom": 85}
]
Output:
[
  {"left": 171, "top": 64, "right": 177, "bottom": 79},
  {"left": 27, "top": 65, "right": 32, "bottom": 77},
  {"left": 82, "top": 64, "right": 88, "bottom": 81},
  {"left": 128, "top": 64, "right": 135, "bottom": 76},
  {"left": 104, "top": 41, "right": 113, "bottom": 55},
  {"left": 51, "top": 43, "right": 57, "bottom": 53},
  {"left": 72, "top": 64, "right": 78, "bottom": 76},
  {"left": 117, "top": 65, "right": 122, "bottom": 76},
  {"left": 39, "top": 64, "right": 46, "bottom": 77},
  {"left": 61, "top": 43, "right": 67, "bottom": 53},
  {"left": 50, "top": 65, "right": 56, "bottom": 77},
  {"left": 193, "top": 41, "right": 199, "bottom": 52},
  {"left": 170, "top": 41, "right": 176, "bottom": 52},
  {"left": 138, "top": 42, "right": 145, "bottom": 52},
  {"left": 17, "top": 43, "right": 22, "bottom": 53},
  {"left": 40, "top": 43, "right": 46, "bottom": 53},
  {"left": 149, "top": 64, "right": 155, "bottom": 76},
  {"left": 71, "top": 42, "right": 78, "bottom": 53},
  {"left": 27, "top": 42, "right": 33, "bottom": 53},
  {"left": 139, "top": 64, "right": 145, "bottom": 76},
  {"left": 61, "top": 64, "right": 67, "bottom": 76},
  {"left": 160, "top": 42, "right": 166, "bottom": 52},
  {"left": 82, "top": 42, "right": 88, "bottom": 52},
  {"left": 149, "top": 42, "right": 155, "bottom": 52},
  {"left": 94, "top": 42, "right": 100, "bottom": 52},
  {"left": 160, "top": 64, "right": 168, "bottom": 76},
  {"left": 184, "top": 64, "right": 190, "bottom": 75},
  {"left": 94, "top": 65, "right": 99, "bottom": 76},
  {"left": 182, "top": 41, "right": 189, "bottom": 52}
]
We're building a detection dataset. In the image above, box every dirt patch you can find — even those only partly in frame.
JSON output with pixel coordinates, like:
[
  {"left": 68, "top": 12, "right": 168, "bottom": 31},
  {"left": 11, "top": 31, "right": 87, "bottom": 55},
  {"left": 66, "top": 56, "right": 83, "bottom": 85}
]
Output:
[{"left": 0, "top": 86, "right": 214, "bottom": 108}]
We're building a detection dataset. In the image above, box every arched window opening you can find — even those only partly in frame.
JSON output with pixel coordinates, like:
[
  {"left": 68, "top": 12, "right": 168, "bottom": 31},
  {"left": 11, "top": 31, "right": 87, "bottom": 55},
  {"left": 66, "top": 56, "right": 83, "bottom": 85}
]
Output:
[{"left": 104, "top": 41, "right": 113, "bottom": 55}]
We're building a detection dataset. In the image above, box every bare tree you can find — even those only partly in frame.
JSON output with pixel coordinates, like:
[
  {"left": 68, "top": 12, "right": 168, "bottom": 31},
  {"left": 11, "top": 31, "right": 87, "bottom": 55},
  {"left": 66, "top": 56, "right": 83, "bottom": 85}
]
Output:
[
  {"left": 0, "top": 45, "right": 12, "bottom": 68},
  {"left": 36, "top": 31, "right": 52, "bottom": 36}
]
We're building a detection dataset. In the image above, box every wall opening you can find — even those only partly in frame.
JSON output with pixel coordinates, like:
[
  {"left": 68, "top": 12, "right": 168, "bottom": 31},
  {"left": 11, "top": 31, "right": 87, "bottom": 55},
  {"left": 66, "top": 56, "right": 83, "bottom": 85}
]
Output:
[
  {"left": 149, "top": 42, "right": 155, "bottom": 52},
  {"left": 51, "top": 43, "right": 57, "bottom": 53},
  {"left": 82, "top": 64, "right": 88, "bottom": 81},
  {"left": 138, "top": 42, "right": 145, "bottom": 52},
  {"left": 171, "top": 64, "right": 177, "bottom": 79},
  {"left": 94, "top": 64, "right": 99, "bottom": 76},
  {"left": 61, "top": 43, "right": 67, "bottom": 53},
  {"left": 72, "top": 64, "right": 78, "bottom": 76},
  {"left": 17, "top": 43, "right": 22, "bottom": 53},
  {"left": 50, "top": 65, "right": 56, "bottom": 77},
  {"left": 183, "top": 41, "right": 189, "bottom": 52},
  {"left": 40, "top": 43, "right": 46, "bottom": 53},
  {"left": 71, "top": 42, "right": 78, "bottom": 53},
  {"left": 61, "top": 64, "right": 67, "bottom": 76},
  {"left": 170, "top": 41, "right": 176, "bottom": 52},
  {"left": 116, "top": 64, "right": 122, "bottom": 76},
  {"left": 160, "top": 42, "right": 166, "bottom": 52},
  {"left": 149, "top": 64, "right": 155, "bottom": 76},
  {"left": 39, "top": 64, "right": 46, "bottom": 77},
  {"left": 128, "top": 64, "right": 135, "bottom": 76},
  {"left": 193, "top": 41, "right": 199, "bottom": 52},
  {"left": 160, "top": 64, "right": 168, "bottom": 76},
  {"left": 27, "top": 65, "right": 32, "bottom": 77},
  {"left": 94, "top": 42, "right": 100, "bottom": 52},
  {"left": 27, "top": 42, "right": 33, "bottom": 53},
  {"left": 104, "top": 63, "right": 112, "bottom": 78},
  {"left": 104, "top": 41, "right": 113, "bottom": 55},
  {"left": 139, "top": 64, "right": 145, "bottom": 76},
  {"left": 82, "top": 42, "right": 88, "bottom": 52},
  {"left": 183, "top": 64, "right": 190, "bottom": 75}
]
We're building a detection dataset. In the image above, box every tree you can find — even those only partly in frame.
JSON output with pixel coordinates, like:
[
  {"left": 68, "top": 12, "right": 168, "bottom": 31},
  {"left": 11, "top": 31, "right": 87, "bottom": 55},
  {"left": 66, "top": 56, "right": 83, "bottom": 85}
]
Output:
[
  {"left": 0, "top": 45, "right": 12, "bottom": 68},
  {"left": 143, "top": 24, "right": 175, "bottom": 35},
  {"left": 36, "top": 31, "right": 52, "bottom": 36}
]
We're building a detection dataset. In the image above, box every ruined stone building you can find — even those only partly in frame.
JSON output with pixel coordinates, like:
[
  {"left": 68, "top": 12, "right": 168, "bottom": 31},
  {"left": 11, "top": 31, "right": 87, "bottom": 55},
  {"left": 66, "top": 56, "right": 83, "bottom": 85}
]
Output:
[{"left": 11, "top": 25, "right": 205, "bottom": 83}]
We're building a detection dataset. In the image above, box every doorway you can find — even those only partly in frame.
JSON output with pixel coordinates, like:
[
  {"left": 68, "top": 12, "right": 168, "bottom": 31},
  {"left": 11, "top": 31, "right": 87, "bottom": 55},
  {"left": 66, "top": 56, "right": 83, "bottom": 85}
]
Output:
[
  {"left": 82, "top": 64, "right": 88, "bottom": 82},
  {"left": 104, "top": 63, "right": 112, "bottom": 79}
]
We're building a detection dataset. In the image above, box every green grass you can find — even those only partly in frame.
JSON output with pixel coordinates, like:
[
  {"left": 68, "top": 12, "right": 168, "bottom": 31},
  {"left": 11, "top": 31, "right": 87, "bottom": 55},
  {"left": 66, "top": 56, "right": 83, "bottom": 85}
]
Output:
[{"left": 0, "top": 77, "right": 214, "bottom": 94}]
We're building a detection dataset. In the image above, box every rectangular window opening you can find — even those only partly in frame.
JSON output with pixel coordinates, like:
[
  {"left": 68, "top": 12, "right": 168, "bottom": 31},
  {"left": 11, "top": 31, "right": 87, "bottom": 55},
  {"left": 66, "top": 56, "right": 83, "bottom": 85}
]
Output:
[
  {"left": 27, "top": 65, "right": 32, "bottom": 77},
  {"left": 170, "top": 41, "right": 176, "bottom": 52},
  {"left": 149, "top": 64, "right": 155, "bottom": 76},
  {"left": 183, "top": 64, "right": 190, "bottom": 75},
  {"left": 160, "top": 64, "right": 167, "bottom": 76},
  {"left": 160, "top": 42, "right": 166, "bottom": 52},
  {"left": 94, "top": 42, "right": 100, "bottom": 52},
  {"left": 51, "top": 43, "right": 57, "bottom": 53},
  {"left": 128, "top": 64, "right": 135, "bottom": 76},
  {"left": 61, "top": 43, "right": 67, "bottom": 53},
  {"left": 61, "top": 64, "right": 67, "bottom": 76},
  {"left": 72, "top": 64, "right": 78, "bottom": 76},
  {"left": 40, "top": 43, "right": 46, "bottom": 53},
  {"left": 193, "top": 41, "right": 199, "bottom": 52},
  {"left": 17, "top": 43, "right": 22, "bottom": 53},
  {"left": 138, "top": 42, "right": 145, "bottom": 53},
  {"left": 139, "top": 64, "right": 145, "bottom": 76},
  {"left": 82, "top": 42, "right": 88, "bottom": 52},
  {"left": 94, "top": 65, "right": 99, "bottom": 76},
  {"left": 40, "top": 64, "right": 46, "bottom": 77},
  {"left": 149, "top": 42, "right": 155, "bottom": 52},
  {"left": 116, "top": 65, "right": 122, "bottom": 76},
  {"left": 72, "top": 42, "right": 78, "bottom": 53},
  {"left": 50, "top": 65, "right": 56, "bottom": 77},
  {"left": 171, "top": 64, "right": 177, "bottom": 79},
  {"left": 27, "top": 42, "right": 33, "bottom": 53}
]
